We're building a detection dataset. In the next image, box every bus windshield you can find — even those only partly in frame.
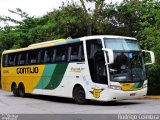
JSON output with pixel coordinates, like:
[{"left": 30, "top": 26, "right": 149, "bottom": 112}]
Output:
[
  {"left": 109, "top": 52, "right": 146, "bottom": 82},
  {"left": 104, "top": 38, "right": 146, "bottom": 82},
  {"left": 104, "top": 38, "right": 141, "bottom": 51}
]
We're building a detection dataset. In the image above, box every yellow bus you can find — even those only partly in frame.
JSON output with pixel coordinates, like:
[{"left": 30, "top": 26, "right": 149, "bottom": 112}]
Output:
[{"left": 1, "top": 35, "right": 155, "bottom": 104}]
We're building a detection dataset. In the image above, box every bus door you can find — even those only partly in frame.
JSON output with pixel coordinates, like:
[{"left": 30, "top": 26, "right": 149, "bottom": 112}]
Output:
[{"left": 86, "top": 39, "right": 108, "bottom": 85}]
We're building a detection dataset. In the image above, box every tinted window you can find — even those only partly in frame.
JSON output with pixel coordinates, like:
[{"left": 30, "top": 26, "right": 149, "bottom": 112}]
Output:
[
  {"left": 28, "top": 50, "right": 38, "bottom": 64},
  {"left": 38, "top": 48, "right": 52, "bottom": 64},
  {"left": 86, "top": 39, "right": 108, "bottom": 84},
  {"left": 68, "top": 44, "right": 85, "bottom": 62},
  {"left": 51, "top": 49, "right": 56, "bottom": 63},
  {"left": 55, "top": 48, "right": 66, "bottom": 62},
  {"left": 8, "top": 54, "right": 17, "bottom": 66},
  {"left": 80, "top": 46, "right": 85, "bottom": 61},
  {"left": 70, "top": 46, "right": 80, "bottom": 61},
  {"left": 44, "top": 48, "right": 52, "bottom": 63},
  {"left": 2, "top": 42, "right": 85, "bottom": 67},
  {"left": 18, "top": 52, "right": 26, "bottom": 65},
  {"left": 38, "top": 50, "right": 45, "bottom": 64},
  {"left": 2, "top": 54, "right": 8, "bottom": 67},
  {"left": 86, "top": 39, "right": 102, "bottom": 59}
]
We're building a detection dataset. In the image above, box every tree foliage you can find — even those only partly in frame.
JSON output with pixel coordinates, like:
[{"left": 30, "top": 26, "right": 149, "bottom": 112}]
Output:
[
  {"left": 0, "top": 4, "right": 88, "bottom": 50},
  {"left": 0, "top": 0, "right": 160, "bottom": 94}
]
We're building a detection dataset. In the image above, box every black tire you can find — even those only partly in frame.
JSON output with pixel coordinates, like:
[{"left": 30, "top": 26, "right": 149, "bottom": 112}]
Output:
[
  {"left": 73, "top": 86, "right": 87, "bottom": 104},
  {"left": 11, "top": 83, "right": 19, "bottom": 97},
  {"left": 18, "top": 83, "right": 25, "bottom": 97}
]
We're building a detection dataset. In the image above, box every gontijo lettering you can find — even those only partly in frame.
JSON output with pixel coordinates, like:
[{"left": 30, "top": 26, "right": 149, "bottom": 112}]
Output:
[{"left": 17, "top": 67, "right": 38, "bottom": 74}]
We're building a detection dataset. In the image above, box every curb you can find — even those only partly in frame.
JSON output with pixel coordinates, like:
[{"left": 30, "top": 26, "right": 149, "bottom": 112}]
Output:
[
  {"left": 134, "top": 96, "right": 160, "bottom": 100},
  {"left": 144, "top": 96, "right": 160, "bottom": 99}
]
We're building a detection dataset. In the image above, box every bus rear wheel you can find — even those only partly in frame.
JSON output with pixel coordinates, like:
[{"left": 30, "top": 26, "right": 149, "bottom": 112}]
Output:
[
  {"left": 18, "top": 83, "right": 25, "bottom": 97},
  {"left": 11, "top": 83, "right": 19, "bottom": 97},
  {"left": 73, "top": 86, "right": 87, "bottom": 104}
]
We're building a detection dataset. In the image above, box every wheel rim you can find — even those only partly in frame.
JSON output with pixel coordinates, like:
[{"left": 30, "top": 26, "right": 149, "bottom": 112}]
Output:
[
  {"left": 77, "top": 89, "right": 85, "bottom": 102},
  {"left": 78, "top": 91, "right": 84, "bottom": 99}
]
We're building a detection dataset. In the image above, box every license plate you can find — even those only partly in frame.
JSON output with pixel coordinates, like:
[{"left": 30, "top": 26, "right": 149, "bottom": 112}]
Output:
[{"left": 130, "top": 93, "right": 136, "bottom": 96}]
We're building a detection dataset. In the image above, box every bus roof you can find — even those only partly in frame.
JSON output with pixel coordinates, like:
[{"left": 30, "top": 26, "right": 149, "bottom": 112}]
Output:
[
  {"left": 2, "top": 35, "right": 137, "bottom": 54},
  {"left": 2, "top": 38, "right": 81, "bottom": 54},
  {"left": 80, "top": 35, "right": 137, "bottom": 41}
]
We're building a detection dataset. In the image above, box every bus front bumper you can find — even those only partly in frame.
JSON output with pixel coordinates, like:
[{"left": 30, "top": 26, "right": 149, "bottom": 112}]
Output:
[{"left": 106, "top": 88, "right": 147, "bottom": 101}]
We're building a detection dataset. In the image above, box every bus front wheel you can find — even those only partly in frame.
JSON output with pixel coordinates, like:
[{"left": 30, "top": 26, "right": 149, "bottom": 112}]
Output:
[
  {"left": 73, "top": 86, "right": 87, "bottom": 104},
  {"left": 18, "top": 83, "right": 25, "bottom": 97},
  {"left": 11, "top": 83, "right": 19, "bottom": 97}
]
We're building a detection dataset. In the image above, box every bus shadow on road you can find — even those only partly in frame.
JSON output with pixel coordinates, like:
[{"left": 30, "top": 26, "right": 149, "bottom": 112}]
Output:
[
  {"left": 17, "top": 94, "right": 76, "bottom": 104},
  {"left": 89, "top": 100, "right": 143, "bottom": 106},
  {"left": 8, "top": 94, "right": 144, "bottom": 106}
]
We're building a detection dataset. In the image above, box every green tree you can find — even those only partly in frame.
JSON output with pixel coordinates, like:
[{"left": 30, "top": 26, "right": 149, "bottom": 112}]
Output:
[
  {"left": 137, "top": 0, "right": 160, "bottom": 94},
  {"left": 0, "top": 5, "right": 87, "bottom": 50},
  {"left": 103, "top": 0, "right": 160, "bottom": 95}
]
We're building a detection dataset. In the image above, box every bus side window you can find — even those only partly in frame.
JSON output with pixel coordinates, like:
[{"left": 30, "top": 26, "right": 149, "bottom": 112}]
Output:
[
  {"left": 44, "top": 48, "right": 52, "bottom": 63},
  {"left": 8, "top": 55, "right": 12, "bottom": 66},
  {"left": 28, "top": 50, "right": 38, "bottom": 64},
  {"left": 18, "top": 52, "right": 26, "bottom": 65},
  {"left": 38, "top": 50, "right": 45, "bottom": 64},
  {"left": 70, "top": 46, "right": 79, "bottom": 61},
  {"left": 86, "top": 39, "right": 102, "bottom": 59},
  {"left": 79, "top": 45, "right": 85, "bottom": 61},
  {"left": 38, "top": 48, "right": 52, "bottom": 64},
  {"left": 26, "top": 52, "right": 29, "bottom": 65},
  {"left": 68, "top": 43, "right": 84, "bottom": 62},
  {"left": 51, "top": 49, "right": 56, "bottom": 63},
  {"left": 55, "top": 48, "right": 66, "bottom": 62},
  {"left": 2, "top": 54, "right": 8, "bottom": 67},
  {"left": 8, "top": 54, "right": 16, "bottom": 66},
  {"left": 13, "top": 54, "right": 17, "bottom": 66}
]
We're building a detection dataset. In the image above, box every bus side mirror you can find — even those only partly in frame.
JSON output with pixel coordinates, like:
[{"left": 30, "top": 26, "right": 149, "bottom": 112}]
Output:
[
  {"left": 142, "top": 50, "right": 155, "bottom": 65},
  {"left": 102, "top": 48, "right": 114, "bottom": 64}
]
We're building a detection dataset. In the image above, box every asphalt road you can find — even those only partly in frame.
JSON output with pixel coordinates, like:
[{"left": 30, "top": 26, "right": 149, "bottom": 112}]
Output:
[{"left": 0, "top": 89, "right": 160, "bottom": 114}]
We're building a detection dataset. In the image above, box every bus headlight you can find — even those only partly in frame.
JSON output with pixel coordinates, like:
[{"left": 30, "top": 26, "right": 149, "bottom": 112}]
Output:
[
  {"left": 110, "top": 85, "right": 121, "bottom": 90},
  {"left": 143, "top": 83, "right": 148, "bottom": 88}
]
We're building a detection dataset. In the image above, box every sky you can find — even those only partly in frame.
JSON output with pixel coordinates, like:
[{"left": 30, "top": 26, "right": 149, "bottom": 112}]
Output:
[
  {"left": 0, "top": 0, "right": 123, "bottom": 26},
  {"left": 0, "top": 0, "right": 65, "bottom": 17}
]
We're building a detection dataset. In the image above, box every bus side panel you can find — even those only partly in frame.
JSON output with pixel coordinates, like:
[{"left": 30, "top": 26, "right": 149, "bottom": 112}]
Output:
[
  {"left": 66, "top": 62, "right": 109, "bottom": 101},
  {"left": 64, "top": 62, "right": 88, "bottom": 98},
  {"left": 1, "top": 65, "right": 45, "bottom": 93},
  {"left": 33, "top": 63, "right": 69, "bottom": 96},
  {"left": 66, "top": 62, "right": 107, "bottom": 100},
  {"left": 33, "top": 62, "right": 90, "bottom": 98}
]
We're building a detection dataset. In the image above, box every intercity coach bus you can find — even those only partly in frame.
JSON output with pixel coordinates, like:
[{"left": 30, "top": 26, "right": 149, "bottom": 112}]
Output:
[{"left": 1, "top": 35, "right": 155, "bottom": 104}]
